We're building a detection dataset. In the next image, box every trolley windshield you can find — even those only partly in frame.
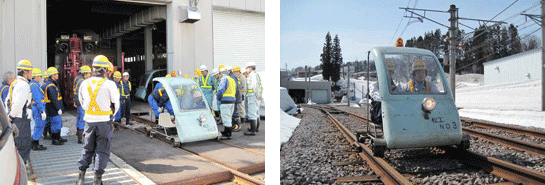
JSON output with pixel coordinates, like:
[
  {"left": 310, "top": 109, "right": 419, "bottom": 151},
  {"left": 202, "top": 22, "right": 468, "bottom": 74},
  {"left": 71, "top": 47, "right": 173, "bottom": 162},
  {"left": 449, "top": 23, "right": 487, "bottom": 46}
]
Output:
[
  {"left": 170, "top": 83, "right": 208, "bottom": 111},
  {"left": 383, "top": 53, "right": 446, "bottom": 94}
]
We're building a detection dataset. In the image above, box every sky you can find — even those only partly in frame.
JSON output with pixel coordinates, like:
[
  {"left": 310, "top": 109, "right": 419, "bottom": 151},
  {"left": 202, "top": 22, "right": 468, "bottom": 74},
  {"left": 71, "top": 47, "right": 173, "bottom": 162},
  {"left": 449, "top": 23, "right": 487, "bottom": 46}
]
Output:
[{"left": 280, "top": 0, "right": 542, "bottom": 70}]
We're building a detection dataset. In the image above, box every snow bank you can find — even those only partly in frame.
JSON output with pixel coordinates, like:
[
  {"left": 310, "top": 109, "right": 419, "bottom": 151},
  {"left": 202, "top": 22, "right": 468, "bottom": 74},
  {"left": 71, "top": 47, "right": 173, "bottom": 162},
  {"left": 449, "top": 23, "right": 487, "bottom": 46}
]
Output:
[
  {"left": 280, "top": 109, "right": 301, "bottom": 145},
  {"left": 281, "top": 87, "right": 297, "bottom": 115}
]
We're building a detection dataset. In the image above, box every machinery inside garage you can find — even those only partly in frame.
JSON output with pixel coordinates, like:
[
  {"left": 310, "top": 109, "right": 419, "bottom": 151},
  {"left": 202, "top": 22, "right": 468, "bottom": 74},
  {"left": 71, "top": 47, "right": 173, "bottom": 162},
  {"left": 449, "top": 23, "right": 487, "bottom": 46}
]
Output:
[{"left": 46, "top": 0, "right": 166, "bottom": 105}]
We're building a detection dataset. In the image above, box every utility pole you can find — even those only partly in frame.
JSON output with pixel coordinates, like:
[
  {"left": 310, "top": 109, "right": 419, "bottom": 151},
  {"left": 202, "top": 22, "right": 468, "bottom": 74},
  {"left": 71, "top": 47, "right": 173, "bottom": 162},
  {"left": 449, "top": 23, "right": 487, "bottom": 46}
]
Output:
[
  {"left": 449, "top": 4, "right": 457, "bottom": 100},
  {"left": 347, "top": 65, "right": 351, "bottom": 107}
]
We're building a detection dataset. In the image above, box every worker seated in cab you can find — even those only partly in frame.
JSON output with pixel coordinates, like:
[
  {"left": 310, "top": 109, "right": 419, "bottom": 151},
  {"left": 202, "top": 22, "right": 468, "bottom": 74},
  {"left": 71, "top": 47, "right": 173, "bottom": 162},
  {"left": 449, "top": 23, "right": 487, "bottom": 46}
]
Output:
[
  {"left": 400, "top": 60, "right": 440, "bottom": 94},
  {"left": 369, "top": 60, "right": 399, "bottom": 125},
  {"left": 176, "top": 84, "right": 207, "bottom": 110},
  {"left": 148, "top": 84, "right": 174, "bottom": 124}
]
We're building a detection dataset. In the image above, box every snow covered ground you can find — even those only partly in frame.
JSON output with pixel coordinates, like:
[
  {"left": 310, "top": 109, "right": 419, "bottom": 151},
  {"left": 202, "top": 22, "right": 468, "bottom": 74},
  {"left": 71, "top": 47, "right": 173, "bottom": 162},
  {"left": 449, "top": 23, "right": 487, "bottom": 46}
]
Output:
[{"left": 280, "top": 73, "right": 545, "bottom": 145}]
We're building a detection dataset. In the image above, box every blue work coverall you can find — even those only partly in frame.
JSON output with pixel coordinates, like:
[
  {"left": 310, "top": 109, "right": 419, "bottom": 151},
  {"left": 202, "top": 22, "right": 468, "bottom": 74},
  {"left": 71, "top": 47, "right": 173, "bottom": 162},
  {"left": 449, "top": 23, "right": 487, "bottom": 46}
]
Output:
[
  {"left": 148, "top": 83, "right": 174, "bottom": 118},
  {"left": 120, "top": 80, "right": 131, "bottom": 124},
  {"left": 42, "top": 79, "right": 64, "bottom": 134},
  {"left": 1, "top": 81, "right": 9, "bottom": 104},
  {"left": 216, "top": 76, "right": 236, "bottom": 127},
  {"left": 29, "top": 79, "right": 47, "bottom": 141},
  {"left": 114, "top": 81, "right": 122, "bottom": 122}
]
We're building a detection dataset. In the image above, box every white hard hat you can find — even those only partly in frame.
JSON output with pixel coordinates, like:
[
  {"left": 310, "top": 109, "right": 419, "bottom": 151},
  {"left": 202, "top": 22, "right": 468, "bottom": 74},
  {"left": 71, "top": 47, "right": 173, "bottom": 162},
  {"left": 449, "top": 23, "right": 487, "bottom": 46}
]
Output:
[
  {"left": 240, "top": 67, "right": 246, "bottom": 73},
  {"left": 219, "top": 67, "right": 228, "bottom": 74},
  {"left": 212, "top": 68, "right": 219, "bottom": 76},
  {"left": 225, "top": 66, "right": 233, "bottom": 71},
  {"left": 199, "top": 65, "right": 207, "bottom": 71},
  {"left": 245, "top": 62, "right": 256, "bottom": 68},
  {"left": 123, "top": 72, "right": 129, "bottom": 76}
]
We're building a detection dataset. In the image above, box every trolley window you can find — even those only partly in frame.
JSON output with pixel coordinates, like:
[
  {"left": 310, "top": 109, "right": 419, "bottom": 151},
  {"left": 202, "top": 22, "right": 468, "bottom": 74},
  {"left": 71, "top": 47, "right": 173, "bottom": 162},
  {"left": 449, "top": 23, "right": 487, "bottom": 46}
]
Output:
[
  {"left": 383, "top": 53, "right": 446, "bottom": 94},
  {"left": 170, "top": 83, "right": 207, "bottom": 111}
]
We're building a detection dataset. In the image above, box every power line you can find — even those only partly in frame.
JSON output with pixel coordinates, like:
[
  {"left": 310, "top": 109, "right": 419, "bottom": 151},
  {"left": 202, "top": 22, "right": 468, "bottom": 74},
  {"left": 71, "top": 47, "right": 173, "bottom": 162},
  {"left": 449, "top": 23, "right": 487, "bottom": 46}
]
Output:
[
  {"left": 389, "top": 0, "right": 412, "bottom": 45},
  {"left": 490, "top": 0, "right": 519, "bottom": 21}
]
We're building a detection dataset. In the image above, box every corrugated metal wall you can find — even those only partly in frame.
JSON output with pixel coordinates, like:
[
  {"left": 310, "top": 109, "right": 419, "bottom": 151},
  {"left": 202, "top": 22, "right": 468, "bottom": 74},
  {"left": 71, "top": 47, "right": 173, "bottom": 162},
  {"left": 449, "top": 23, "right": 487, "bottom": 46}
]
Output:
[
  {"left": 483, "top": 49, "right": 541, "bottom": 86},
  {"left": 212, "top": 7, "right": 265, "bottom": 72}
]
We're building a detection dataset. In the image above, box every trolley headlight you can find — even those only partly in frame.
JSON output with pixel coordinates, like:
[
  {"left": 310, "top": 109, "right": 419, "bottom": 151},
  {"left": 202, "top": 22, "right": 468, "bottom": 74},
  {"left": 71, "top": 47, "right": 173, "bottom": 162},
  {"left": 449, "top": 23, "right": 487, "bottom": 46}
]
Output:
[
  {"left": 199, "top": 114, "right": 207, "bottom": 123},
  {"left": 422, "top": 97, "right": 437, "bottom": 112}
]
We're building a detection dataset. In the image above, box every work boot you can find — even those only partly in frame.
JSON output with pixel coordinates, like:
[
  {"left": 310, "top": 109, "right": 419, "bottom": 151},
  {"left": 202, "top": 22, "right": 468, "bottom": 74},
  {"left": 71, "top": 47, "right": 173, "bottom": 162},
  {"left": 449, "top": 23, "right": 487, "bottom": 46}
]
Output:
[
  {"left": 57, "top": 133, "right": 67, "bottom": 142},
  {"left": 94, "top": 173, "right": 102, "bottom": 185},
  {"left": 256, "top": 119, "right": 260, "bottom": 132},
  {"left": 221, "top": 127, "right": 232, "bottom": 140},
  {"left": 76, "top": 170, "right": 86, "bottom": 185},
  {"left": 31, "top": 140, "right": 47, "bottom": 150},
  {"left": 232, "top": 118, "right": 241, "bottom": 132},
  {"left": 51, "top": 133, "right": 64, "bottom": 145},
  {"left": 241, "top": 117, "right": 247, "bottom": 123},
  {"left": 244, "top": 120, "right": 256, "bottom": 136},
  {"left": 77, "top": 130, "right": 83, "bottom": 144}
]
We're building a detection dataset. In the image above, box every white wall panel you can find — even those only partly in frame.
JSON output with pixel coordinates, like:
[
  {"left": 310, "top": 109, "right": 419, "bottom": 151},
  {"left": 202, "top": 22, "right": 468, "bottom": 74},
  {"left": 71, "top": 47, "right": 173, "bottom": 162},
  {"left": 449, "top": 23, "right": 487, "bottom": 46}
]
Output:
[{"left": 484, "top": 49, "right": 541, "bottom": 86}]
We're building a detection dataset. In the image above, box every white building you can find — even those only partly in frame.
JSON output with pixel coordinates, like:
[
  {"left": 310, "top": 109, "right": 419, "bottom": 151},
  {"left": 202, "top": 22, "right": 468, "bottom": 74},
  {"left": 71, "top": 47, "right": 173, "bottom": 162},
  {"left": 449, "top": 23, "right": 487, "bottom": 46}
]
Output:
[
  {"left": 0, "top": 0, "right": 265, "bottom": 77},
  {"left": 483, "top": 49, "right": 541, "bottom": 86}
]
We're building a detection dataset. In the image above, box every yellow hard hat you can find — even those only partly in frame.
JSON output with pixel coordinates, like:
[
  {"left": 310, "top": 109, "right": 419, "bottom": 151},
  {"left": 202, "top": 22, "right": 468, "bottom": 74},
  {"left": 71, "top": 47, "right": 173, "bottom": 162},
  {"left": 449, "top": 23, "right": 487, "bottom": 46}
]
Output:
[
  {"left": 108, "top": 62, "right": 114, "bottom": 72},
  {"left": 92, "top": 55, "right": 110, "bottom": 68},
  {"left": 386, "top": 60, "right": 394, "bottom": 71},
  {"left": 166, "top": 74, "right": 171, "bottom": 78},
  {"left": 32, "top": 68, "right": 43, "bottom": 77},
  {"left": 183, "top": 74, "right": 190, "bottom": 78},
  {"left": 80, "top": 65, "right": 91, "bottom": 73},
  {"left": 233, "top": 66, "right": 241, "bottom": 72},
  {"left": 16, "top": 60, "right": 33, "bottom": 70},
  {"left": 194, "top": 68, "right": 201, "bottom": 76},
  {"left": 412, "top": 60, "right": 426, "bottom": 72},
  {"left": 218, "top": 64, "right": 225, "bottom": 71},
  {"left": 113, "top": 71, "right": 121, "bottom": 79},
  {"left": 46, "top": 67, "right": 59, "bottom": 75},
  {"left": 171, "top": 71, "right": 177, "bottom": 77}
]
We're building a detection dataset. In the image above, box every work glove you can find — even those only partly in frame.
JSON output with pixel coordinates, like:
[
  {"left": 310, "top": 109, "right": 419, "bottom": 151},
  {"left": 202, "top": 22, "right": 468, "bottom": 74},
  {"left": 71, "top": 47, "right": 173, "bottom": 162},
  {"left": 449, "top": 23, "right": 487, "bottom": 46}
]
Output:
[
  {"left": 27, "top": 109, "right": 32, "bottom": 119},
  {"left": 11, "top": 123, "right": 19, "bottom": 138},
  {"left": 158, "top": 107, "right": 164, "bottom": 113},
  {"left": 41, "top": 112, "right": 47, "bottom": 120},
  {"left": 58, "top": 109, "right": 63, "bottom": 115}
]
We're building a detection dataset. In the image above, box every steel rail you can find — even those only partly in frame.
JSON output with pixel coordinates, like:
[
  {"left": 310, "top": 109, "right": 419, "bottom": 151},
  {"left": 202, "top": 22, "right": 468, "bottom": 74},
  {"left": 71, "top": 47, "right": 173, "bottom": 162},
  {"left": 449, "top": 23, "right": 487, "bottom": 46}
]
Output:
[
  {"left": 317, "top": 106, "right": 412, "bottom": 185},
  {"left": 462, "top": 127, "right": 545, "bottom": 157},
  {"left": 461, "top": 117, "right": 545, "bottom": 141},
  {"left": 321, "top": 105, "right": 545, "bottom": 184},
  {"left": 125, "top": 117, "right": 265, "bottom": 185}
]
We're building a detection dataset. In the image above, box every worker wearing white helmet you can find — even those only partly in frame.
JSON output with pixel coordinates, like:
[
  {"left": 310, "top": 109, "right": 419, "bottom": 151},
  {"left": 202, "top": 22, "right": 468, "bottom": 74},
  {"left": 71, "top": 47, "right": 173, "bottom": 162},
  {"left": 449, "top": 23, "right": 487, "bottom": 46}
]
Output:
[
  {"left": 198, "top": 65, "right": 214, "bottom": 109},
  {"left": 76, "top": 55, "right": 120, "bottom": 185},
  {"left": 216, "top": 67, "right": 237, "bottom": 140},
  {"left": 120, "top": 72, "right": 132, "bottom": 125},
  {"left": 7, "top": 60, "right": 34, "bottom": 163},
  {"left": 244, "top": 61, "right": 262, "bottom": 135}
]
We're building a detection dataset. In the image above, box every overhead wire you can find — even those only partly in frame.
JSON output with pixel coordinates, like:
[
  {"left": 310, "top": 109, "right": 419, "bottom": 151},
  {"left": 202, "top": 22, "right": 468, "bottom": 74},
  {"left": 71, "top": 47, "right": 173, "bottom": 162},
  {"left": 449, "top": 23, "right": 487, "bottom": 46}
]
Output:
[{"left": 389, "top": 0, "right": 412, "bottom": 45}]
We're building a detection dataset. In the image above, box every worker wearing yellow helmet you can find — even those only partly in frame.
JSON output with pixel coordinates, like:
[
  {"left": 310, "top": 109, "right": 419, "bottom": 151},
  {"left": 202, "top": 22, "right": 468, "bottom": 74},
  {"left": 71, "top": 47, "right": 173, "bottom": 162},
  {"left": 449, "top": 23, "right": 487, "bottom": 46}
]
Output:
[
  {"left": 403, "top": 60, "right": 438, "bottom": 93},
  {"left": 41, "top": 66, "right": 67, "bottom": 146},
  {"left": 73, "top": 65, "right": 93, "bottom": 143},
  {"left": 217, "top": 66, "right": 237, "bottom": 139},
  {"left": 119, "top": 72, "right": 132, "bottom": 126},
  {"left": 76, "top": 55, "right": 120, "bottom": 185},
  {"left": 8, "top": 60, "right": 35, "bottom": 161},
  {"left": 112, "top": 71, "right": 122, "bottom": 127},
  {"left": 232, "top": 66, "right": 247, "bottom": 125},
  {"left": 225, "top": 66, "right": 243, "bottom": 132},
  {"left": 28, "top": 68, "right": 48, "bottom": 150},
  {"left": 107, "top": 61, "right": 114, "bottom": 79},
  {"left": 369, "top": 60, "right": 398, "bottom": 125}
]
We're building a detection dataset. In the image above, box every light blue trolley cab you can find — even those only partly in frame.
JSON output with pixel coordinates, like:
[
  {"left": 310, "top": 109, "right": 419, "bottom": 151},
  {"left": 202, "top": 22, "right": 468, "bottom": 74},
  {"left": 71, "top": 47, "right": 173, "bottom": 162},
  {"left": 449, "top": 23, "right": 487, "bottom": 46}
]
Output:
[
  {"left": 366, "top": 46, "right": 470, "bottom": 157},
  {"left": 148, "top": 77, "right": 219, "bottom": 146}
]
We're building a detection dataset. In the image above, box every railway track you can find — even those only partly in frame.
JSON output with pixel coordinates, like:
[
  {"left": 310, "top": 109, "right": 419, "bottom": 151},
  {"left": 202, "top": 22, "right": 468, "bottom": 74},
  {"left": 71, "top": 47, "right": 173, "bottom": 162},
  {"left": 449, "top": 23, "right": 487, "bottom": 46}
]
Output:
[
  {"left": 123, "top": 116, "right": 265, "bottom": 185},
  {"left": 307, "top": 104, "right": 545, "bottom": 184}
]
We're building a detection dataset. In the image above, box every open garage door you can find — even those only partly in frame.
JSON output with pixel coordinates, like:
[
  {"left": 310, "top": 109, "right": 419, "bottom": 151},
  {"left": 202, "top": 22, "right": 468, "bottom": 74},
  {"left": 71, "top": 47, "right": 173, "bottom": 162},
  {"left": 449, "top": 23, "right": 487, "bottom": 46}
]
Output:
[{"left": 212, "top": 7, "right": 265, "bottom": 72}]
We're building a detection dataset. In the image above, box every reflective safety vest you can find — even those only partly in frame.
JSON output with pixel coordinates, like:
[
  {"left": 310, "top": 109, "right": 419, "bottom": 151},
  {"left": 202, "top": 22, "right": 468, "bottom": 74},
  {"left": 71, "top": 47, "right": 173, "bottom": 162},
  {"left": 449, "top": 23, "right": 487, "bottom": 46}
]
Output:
[
  {"left": 85, "top": 78, "right": 113, "bottom": 115},
  {"left": 7, "top": 79, "right": 19, "bottom": 111},
  {"left": 223, "top": 76, "right": 236, "bottom": 98},
  {"left": 409, "top": 80, "right": 430, "bottom": 93},
  {"left": 247, "top": 73, "right": 262, "bottom": 94},
  {"left": 43, "top": 83, "right": 62, "bottom": 103},
  {"left": 121, "top": 81, "right": 131, "bottom": 97},
  {"left": 199, "top": 74, "right": 213, "bottom": 89},
  {"left": 29, "top": 82, "right": 45, "bottom": 104},
  {"left": 73, "top": 76, "right": 84, "bottom": 95},
  {"left": 0, "top": 84, "right": 9, "bottom": 101}
]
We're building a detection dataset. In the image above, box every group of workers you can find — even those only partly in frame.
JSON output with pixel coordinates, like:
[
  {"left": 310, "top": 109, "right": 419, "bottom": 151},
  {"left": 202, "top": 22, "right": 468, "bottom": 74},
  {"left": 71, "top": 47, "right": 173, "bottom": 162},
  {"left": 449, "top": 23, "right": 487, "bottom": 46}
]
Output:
[
  {"left": 147, "top": 62, "right": 262, "bottom": 140},
  {"left": 1, "top": 55, "right": 127, "bottom": 184}
]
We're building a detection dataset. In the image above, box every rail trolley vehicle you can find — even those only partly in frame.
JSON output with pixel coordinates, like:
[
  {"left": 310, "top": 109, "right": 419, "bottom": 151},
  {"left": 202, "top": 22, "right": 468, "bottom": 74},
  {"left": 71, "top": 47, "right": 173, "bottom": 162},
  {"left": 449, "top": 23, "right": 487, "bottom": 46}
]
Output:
[
  {"left": 362, "top": 46, "right": 470, "bottom": 157},
  {"left": 144, "top": 77, "right": 219, "bottom": 147}
]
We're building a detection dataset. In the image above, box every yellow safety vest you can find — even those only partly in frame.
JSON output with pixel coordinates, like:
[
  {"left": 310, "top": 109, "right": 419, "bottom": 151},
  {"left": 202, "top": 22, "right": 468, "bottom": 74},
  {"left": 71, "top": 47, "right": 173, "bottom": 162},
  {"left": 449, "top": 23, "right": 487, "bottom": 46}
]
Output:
[
  {"left": 223, "top": 76, "right": 236, "bottom": 98},
  {"left": 7, "top": 79, "right": 19, "bottom": 111},
  {"left": 0, "top": 85, "right": 8, "bottom": 98},
  {"left": 43, "top": 83, "right": 62, "bottom": 103},
  {"left": 73, "top": 77, "right": 83, "bottom": 95},
  {"left": 85, "top": 78, "right": 113, "bottom": 115},
  {"left": 121, "top": 81, "right": 131, "bottom": 97},
  {"left": 409, "top": 81, "right": 430, "bottom": 93},
  {"left": 29, "top": 82, "right": 46, "bottom": 104},
  {"left": 200, "top": 74, "right": 213, "bottom": 89}
]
